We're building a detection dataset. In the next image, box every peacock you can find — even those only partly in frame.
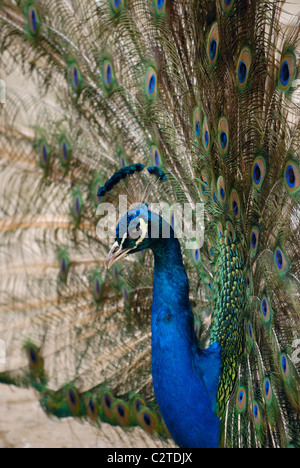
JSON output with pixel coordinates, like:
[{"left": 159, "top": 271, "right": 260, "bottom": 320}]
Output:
[{"left": 0, "top": 0, "right": 299, "bottom": 448}]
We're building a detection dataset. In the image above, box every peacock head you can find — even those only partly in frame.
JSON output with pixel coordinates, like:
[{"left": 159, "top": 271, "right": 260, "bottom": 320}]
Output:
[{"left": 105, "top": 203, "right": 168, "bottom": 269}]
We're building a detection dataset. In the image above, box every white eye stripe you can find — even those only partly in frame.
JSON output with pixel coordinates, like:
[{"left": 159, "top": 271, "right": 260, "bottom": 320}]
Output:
[{"left": 135, "top": 218, "right": 148, "bottom": 247}]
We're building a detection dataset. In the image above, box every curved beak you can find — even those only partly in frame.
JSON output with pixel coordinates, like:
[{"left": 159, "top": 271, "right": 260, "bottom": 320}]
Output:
[{"left": 105, "top": 242, "right": 133, "bottom": 270}]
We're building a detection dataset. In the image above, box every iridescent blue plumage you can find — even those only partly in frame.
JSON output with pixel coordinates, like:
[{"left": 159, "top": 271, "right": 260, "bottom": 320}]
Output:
[{"left": 109, "top": 205, "right": 222, "bottom": 447}]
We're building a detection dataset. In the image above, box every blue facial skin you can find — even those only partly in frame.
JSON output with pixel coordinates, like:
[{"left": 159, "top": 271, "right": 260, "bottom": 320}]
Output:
[{"left": 114, "top": 205, "right": 221, "bottom": 448}]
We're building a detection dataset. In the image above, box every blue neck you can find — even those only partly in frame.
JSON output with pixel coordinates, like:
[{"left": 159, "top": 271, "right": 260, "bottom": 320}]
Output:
[{"left": 150, "top": 237, "right": 221, "bottom": 448}]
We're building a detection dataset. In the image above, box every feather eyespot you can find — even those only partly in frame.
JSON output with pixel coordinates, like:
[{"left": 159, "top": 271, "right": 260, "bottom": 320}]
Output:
[
  {"left": 207, "top": 23, "right": 219, "bottom": 66},
  {"left": 217, "top": 176, "right": 226, "bottom": 204},
  {"left": 236, "top": 48, "right": 251, "bottom": 89},
  {"left": 278, "top": 53, "right": 296, "bottom": 92},
  {"left": 42, "top": 145, "right": 48, "bottom": 164},
  {"left": 263, "top": 378, "right": 273, "bottom": 404},
  {"left": 69, "top": 63, "right": 82, "bottom": 93},
  {"left": 194, "top": 248, "right": 200, "bottom": 264},
  {"left": 151, "top": 145, "right": 161, "bottom": 167},
  {"left": 103, "top": 60, "right": 114, "bottom": 90},
  {"left": 226, "top": 221, "right": 236, "bottom": 242},
  {"left": 105, "top": 394, "right": 112, "bottom": 408},
  {"left": 145, "top": 67, "right": 158, "bottom": 100},
  {"left": 261, "top": 296, "right": 271, "bottom": 323},
  {"left": 110, "top": 0, "right": 124, "bottom": 13},
  {"left": 101, "top": 390, "right": 114, "bottom": 419},
  {"left": 26, "top": 344, "right": 41, "bottom": 371},
  {"left": 207, "top": 242, "right": 214, "bottom": 261},
  {"left": 138, "top": 408, "right": 157, "bottom": 434},
  {"left": 68, "top": 390, "right": 76, "bottom": 406},
  {"left": 253, "top": 402, "right": 261, "bottom": 428},
  {"left": 200, "top": 171, "right": 209, "bottom": 202},
  {"left": 38, "top": 140, "right": 50, "bottom": 170},
  {"left": 154, "top": 0, "right": 166, "bottom": 15},
  {"left": 247, "top": 323, "right": 254, "bottom": 347},
  {"left": 59, "top": 137, "right": 71, "bottom": 169},
  {"left": 58, "top": 252, "right": 70, "bottom": 281},
  {"left": 132, "top": 396, "right": 145, "bottom": 421},
  {"left": 61, "top": 258, "right": 66, "bottom": 276},
  {"left": 72, "top": 66, "right": 79, "bottom": 88},
  {"left": 280, "top": 353, "right": 291, "bottom": 383},
  {"left": 250, "top": 226, "right": 259, "bottom": 255},
  {"left": 252, "top": 157, "right": 266, "bottom": 191},
  {"left": 274, "top": 247, "right": 288, "bottom": 276},
  {"left": 28, "top": 6, "right": 40, "bottom": 35},
  {"left": 193, "top": 108, "right": 201, "bottom": 140},
  {"left": 86, "top": 397, "right": 98, "bottom": 421},
  {"left": 67, "top": 388, "right": 80, "bottom": 414},
  {"left": 113, "top": 400, "right": 131, "bottom": 426},
  {"left": 218, "top": 118, "right": 229, "bottom": 155},
  {"left": 92, "top": 274, "right": 102, "bottom": 302},
  {"left": 221, "top": 0, "right": 234, "bottom": 11},
  {"left": 72, "top": 192, "right": 83, "bottom": 220},
  {"left": 40, "top": 143, "right": 49, "bottom": 169},
  {"left": 62, "top": 142, "right": 68, "bottom": 161},
  {"left": 202, "top": 118, "right": 210, "bottom": 151},
  {"left": 29, "top": 347, "right": 37, "bottom": 365},
  {"left": 284, "top": 161, "right": 299, "bottom": 197},
  {"left": 230, "top": 190, "right": 240, "bottom": 219},
  {"left": 236, "top": 387, "right": 247, "bottom": 412},
  {"left": 30, "top": 8, "right": 37, "bottom": 31},
  {"left": 123, "top": 286, "right": 130, "bottom": 305},
  {"left": 217, "top": 222, "right": 223, "bottom": 239}
]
